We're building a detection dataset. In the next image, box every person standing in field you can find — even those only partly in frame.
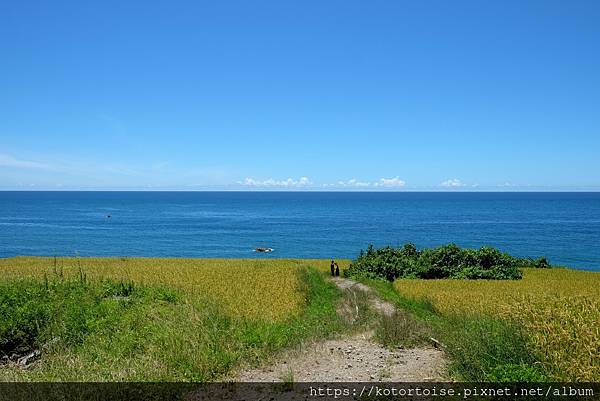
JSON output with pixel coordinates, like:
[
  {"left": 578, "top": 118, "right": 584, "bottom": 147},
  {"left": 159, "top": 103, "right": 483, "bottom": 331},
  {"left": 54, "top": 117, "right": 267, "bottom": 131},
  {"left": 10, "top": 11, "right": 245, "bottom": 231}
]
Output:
[
  {"left": 335, "top": 262, "right": 340, "bottom": 277},
  {"left": 330, "top": 260, "right": 335, "bottom": 276}
]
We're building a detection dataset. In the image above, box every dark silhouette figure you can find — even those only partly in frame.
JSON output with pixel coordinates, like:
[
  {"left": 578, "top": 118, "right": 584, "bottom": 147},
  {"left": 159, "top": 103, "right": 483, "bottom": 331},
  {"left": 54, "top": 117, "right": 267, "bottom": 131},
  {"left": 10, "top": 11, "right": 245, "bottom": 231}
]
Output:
[
  {"left": 335, "top": 262, "right": 340, "bottom": 277},
  {"left": 330, "top": 260, "right": 335, "bottom": 276}
]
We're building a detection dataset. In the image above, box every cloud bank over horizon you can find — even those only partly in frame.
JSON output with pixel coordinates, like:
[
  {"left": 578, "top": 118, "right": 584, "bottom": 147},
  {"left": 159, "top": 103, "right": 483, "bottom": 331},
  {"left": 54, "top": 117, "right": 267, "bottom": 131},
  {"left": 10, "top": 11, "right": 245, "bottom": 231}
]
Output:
[
  {"left": 238, "top": 176, "right": 407, "bottom": 189},
  {"left": 329, "top": 177, "right": 406, "bottom": 189},
  {"left": 1, "top": 153, "right": 599, "bottom": 191},
  {"left": 238, "top": 177, "right": 312, "bottom": 188}
]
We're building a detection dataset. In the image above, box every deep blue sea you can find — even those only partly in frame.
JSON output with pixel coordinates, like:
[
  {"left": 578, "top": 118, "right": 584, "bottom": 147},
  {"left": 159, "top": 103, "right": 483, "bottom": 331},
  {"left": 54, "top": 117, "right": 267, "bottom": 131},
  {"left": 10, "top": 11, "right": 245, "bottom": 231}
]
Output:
[{"left": 1, "top": 191, "right": 599, "bottom": 271}]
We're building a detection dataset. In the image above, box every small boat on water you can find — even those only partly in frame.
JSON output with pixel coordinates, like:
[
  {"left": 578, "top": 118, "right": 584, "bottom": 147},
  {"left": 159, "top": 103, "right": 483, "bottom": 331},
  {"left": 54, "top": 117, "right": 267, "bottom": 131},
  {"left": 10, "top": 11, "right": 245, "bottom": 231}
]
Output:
[{"left": 254, "top": 247, "right": 274, "bottom": 253}]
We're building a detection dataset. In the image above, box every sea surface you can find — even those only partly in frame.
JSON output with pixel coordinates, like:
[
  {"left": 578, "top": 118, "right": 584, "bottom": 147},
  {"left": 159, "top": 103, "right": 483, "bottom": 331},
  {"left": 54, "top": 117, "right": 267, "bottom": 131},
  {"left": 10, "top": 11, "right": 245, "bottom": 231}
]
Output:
[{"left": 0, "top": 191, "right": 599, "bottom": 271}]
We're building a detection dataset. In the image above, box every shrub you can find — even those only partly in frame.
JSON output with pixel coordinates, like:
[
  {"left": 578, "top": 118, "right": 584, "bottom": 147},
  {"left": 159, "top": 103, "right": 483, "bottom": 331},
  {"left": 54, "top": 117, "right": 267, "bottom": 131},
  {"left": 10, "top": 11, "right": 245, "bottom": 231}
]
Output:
[{"left": 345, "top": 243, "right": 551, "bottom": 281}]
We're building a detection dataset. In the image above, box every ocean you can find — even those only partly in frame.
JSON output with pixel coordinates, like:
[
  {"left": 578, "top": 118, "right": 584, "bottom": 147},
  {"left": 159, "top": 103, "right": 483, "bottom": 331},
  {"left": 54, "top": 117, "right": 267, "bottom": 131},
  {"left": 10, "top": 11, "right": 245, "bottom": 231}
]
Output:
[{"left": 0, "top": 191, "right": 599, "bottom": 271}]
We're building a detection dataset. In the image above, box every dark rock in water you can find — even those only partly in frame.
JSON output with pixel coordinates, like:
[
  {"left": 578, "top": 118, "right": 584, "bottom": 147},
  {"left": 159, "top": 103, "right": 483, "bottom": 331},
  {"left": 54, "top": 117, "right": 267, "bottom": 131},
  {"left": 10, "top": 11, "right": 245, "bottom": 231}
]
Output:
[{"left": 254, "top": 247, "right": 274, "bottom": 253}]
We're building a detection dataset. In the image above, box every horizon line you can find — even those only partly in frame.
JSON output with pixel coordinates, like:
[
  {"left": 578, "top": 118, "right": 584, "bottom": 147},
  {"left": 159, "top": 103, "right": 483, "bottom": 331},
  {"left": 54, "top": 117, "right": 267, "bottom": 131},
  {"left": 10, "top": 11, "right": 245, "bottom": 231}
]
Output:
[{"left": 1, "top": 189, "right": 600, "bottom": 193}]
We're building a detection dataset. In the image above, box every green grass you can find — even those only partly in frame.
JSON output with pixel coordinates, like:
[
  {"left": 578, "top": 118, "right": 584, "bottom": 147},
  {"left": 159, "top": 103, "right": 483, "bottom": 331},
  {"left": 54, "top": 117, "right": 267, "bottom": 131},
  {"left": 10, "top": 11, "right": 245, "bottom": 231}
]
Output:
[
  {"left": 334, "top": 284, "right": 378, "bottom": 332},
  {"left": 2, "top": 257, "right": 562, "bottom": 383},
  {"left": 374, "top": 310, "right": 432, "bottom": 349},
  {"left": 393, "top": 268, "right": 600, "bottom": 381},
  {"left": 359, "top": 278, "right": 548, "bottom": 382},
  {"left": 0, "top": 265, "right": 343, "bottom": 381}
]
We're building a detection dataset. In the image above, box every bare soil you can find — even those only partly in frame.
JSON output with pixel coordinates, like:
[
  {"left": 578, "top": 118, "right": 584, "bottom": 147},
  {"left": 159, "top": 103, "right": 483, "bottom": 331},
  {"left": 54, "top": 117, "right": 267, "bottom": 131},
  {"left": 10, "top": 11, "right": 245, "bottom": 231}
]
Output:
[{"left": 233, "top": 277, "right": 447, "bottom": 382}]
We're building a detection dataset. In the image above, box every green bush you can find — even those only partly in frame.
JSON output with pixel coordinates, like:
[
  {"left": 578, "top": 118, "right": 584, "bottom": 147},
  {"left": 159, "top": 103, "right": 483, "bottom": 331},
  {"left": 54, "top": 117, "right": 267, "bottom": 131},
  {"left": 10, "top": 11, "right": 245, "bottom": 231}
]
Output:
[
  {"left": 345, "top": 243, "right": 551, "bottom": 281},
  {"left": 0, "top": 278, "right": 171, "bottom": 360}
]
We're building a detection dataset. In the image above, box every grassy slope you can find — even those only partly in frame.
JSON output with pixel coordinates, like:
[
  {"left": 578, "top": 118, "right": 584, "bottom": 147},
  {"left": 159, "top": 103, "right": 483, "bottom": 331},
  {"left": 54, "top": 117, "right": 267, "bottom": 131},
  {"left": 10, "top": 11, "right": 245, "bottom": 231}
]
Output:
[
  {"left": 363, "top": 268, "right": 600, "bottom": 382},
  {"left": 362, "top": 279, "right": 547, "bottom": 382},
  {"left": 0, "top": 257, "right": 318, "bottom": 321},
  {"left": 4, "top": 257, "right": 596, "bottom": 382},
  {"left": 0, "top": 258, "right": 343, "bottom": 381},
  {"left": 394, "top": 268, "right": 600, "bottom": 381}
]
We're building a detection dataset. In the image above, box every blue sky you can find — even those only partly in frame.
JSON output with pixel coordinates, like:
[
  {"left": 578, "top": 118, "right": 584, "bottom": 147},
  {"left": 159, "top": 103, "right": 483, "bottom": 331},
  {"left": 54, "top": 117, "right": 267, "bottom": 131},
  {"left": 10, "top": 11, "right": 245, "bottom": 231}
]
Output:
[{"left": 1, "top": 0, "right": 599, "bottom": 190}]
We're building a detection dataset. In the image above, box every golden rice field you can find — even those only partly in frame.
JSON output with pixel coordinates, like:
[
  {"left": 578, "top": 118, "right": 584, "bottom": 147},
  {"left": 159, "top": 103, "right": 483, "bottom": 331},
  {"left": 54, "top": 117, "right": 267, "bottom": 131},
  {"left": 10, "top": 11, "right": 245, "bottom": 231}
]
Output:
[
  {"left": 394, "top": 268, "right": 600, "bottom": 381},
  {"left": 1, "top": 257, "right": 346, "bottom": 381},
  {"left": 0, "top": 257, "right": 321, "bottom": 322}
]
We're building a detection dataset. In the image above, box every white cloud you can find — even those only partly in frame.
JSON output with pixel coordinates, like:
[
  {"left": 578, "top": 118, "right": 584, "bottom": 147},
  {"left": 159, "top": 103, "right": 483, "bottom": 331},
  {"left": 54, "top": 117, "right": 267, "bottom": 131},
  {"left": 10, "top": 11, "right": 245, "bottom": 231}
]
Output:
[
  {"left": 237, "top": 176, "right": 407, "bottom": 189},
  {"left": 238, "top": 176, "right": 312, "bottom": 187},
  {"left": 374, "top": 177, "right": 406, "bottom": 187},
  {"left": 330, "top": 177, "right": 406, "bottom": 189},
  {"left": 440, "top": 178, "right": 465, "bottom": 187},
  {"left": 336, "top": 178, "right": 371, "bottom": 187},
  {"left": 0, "top": 154, "right": 53, "bottom": 170}
]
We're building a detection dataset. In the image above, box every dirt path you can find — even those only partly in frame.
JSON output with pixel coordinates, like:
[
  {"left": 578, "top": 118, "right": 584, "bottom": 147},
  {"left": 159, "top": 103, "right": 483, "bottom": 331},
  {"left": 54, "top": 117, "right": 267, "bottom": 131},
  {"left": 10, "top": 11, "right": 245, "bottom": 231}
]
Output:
[
  {"left": 234, "top": 276, "right": 446, "bottom": 382},
  {"left": 331, "top": 277, "right": 396, "bottom": 317}
]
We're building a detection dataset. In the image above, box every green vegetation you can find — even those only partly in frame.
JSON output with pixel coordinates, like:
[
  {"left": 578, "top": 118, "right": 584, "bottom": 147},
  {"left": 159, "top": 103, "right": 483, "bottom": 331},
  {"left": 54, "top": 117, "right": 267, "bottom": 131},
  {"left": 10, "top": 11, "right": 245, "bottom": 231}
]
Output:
[
  {"left": 441, "top": 315, "right": 547, "bottom": 382},
  {"left": 335, "top": 283, "right": 378, "bottom": 332},
  {"left": 0, "top": 259, "right": 344, "bottom": 381},
  {"left": 362, "top": 278, "right": 548, "bottom": 382},
  {"left": 374, "top": 310, "right": 431, "bottom": 349},
  {"left": 2, "top": 256, "right": 596, "bottom": 383},
  {"left": 345, "top": 243, "right": 550, "bottom": 281},
  {"left": 394, "top": 268, "right": 600, "bottom": 381}
]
